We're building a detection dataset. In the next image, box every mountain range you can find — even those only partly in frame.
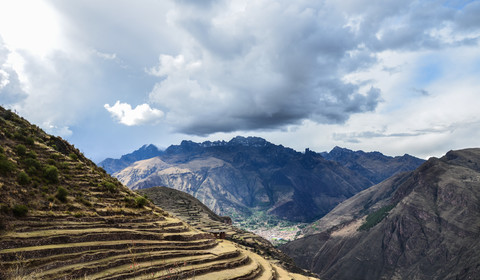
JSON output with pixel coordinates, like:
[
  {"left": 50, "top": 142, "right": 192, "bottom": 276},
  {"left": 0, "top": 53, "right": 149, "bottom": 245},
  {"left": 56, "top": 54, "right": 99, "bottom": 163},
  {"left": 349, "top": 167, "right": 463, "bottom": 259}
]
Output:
[
  {"left": 280, "top": 148, "right": 480, "bottom": 279},
  {"left": 100, "top": 137, "right": 424, "bottom": 224}
]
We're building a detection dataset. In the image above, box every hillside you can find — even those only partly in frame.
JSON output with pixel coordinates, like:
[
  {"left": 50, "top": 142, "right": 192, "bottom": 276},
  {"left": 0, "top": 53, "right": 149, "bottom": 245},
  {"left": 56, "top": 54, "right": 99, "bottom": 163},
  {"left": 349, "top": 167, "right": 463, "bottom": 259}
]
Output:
[
  {"left": 108, "top": 137, "right": 422, "bottom": 226},
  {"left": 280, "top": 148, "right": 480, "bottom": 279},
  {"left": 137, "top": 186, "right": 316, "bottom": 277},
  {"left": 0, "top": 107, "right": 318, "bottom": 280}
]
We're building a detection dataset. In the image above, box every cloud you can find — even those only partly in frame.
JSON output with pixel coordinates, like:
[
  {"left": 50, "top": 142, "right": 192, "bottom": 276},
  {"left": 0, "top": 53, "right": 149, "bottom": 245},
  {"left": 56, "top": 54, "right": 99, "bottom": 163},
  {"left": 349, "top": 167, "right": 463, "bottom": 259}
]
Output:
[
  {"left": 411, "top": 87, "right": 430, "bottom": 96},
  {"left": 104, "top": 101, "right": 164, "bottom": 126},
  {"left": 1, "top": 0, "right": 480, "bottom": 161},
  {"left": 143, "top": 0, "right": 480, "bottom": 136},
  {"left": 0, "top": 37, "right": 28, "bottom": 105},
  {"left": 147, "top": 1, "right": 387, "bottom": 135}
]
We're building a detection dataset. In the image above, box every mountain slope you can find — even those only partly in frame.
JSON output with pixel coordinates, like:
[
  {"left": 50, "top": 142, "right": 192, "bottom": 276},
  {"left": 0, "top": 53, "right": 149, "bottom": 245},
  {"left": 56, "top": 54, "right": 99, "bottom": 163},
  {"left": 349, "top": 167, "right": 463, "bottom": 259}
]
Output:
[
  {"left": 280, "top": 148, "right": 480, "bottom": 280},
  {"left": 113, "top": 137, "right": 375, "bottom": 223},
  {"left": 0, "top": 107, "right": 317, "bottom": 280},
  {"left": 321, "top": 146, "right": 425, "bottom": 184}
]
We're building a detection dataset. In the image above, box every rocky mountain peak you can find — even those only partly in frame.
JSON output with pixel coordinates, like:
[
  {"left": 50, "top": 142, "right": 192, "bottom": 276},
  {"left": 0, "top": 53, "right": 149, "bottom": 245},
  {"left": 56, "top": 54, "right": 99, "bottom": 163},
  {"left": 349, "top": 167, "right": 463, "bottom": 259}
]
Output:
[{"left": 228, "top": 136, "right": 270, "bottom": 147}]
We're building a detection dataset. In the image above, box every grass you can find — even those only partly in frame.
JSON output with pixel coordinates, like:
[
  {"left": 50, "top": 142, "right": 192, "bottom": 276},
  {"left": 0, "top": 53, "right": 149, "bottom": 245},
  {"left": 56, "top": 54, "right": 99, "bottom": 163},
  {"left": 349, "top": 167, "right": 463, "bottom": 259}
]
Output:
[{"left": 358, "top": 204, "right": 395, "bottom": 231}]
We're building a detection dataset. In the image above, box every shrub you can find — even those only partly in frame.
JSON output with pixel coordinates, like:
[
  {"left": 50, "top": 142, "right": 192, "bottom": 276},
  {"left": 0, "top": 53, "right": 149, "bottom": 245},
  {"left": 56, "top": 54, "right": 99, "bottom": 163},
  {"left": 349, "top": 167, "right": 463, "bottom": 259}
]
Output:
[
  {"left": 14, "top": 131, "right": 26, "bottom": 142},
  {"left": 25, "top": 136, "right": 35, "bottom": 145},
  {"left": 12, "top": 204, "right": 29, "bottom": 217},
  {"left": 101, "top": 181, "right": 117, "bottom": 193},
  {"left": 1, "top": 109, "right": 13, "bottom": 120},
  {"left": 15, "top": 144, "right": 27, "bottom": 156},
  {"left": 17, "top": 171, "right": 31, "bottom": 185},
  {"left": 44, "top": 165, "right": 59, "bottom": 184},
  {"left": 55, "top": 186, "right": 68, "bottom": 202},
  {"left": 0, "top": 155, "right": 15, "bottom": 175},
  {"left": 24, "top": 158, "right": 41, "bottom": 174},
  {"left": 135, "top": 196, "right": 147, "bottom": 208},
  {"left": 69, "top": 152, "right": 78, "bottom": 161},
  {"left": 47, "top": 158, "right": 56, "bottom": 166}
]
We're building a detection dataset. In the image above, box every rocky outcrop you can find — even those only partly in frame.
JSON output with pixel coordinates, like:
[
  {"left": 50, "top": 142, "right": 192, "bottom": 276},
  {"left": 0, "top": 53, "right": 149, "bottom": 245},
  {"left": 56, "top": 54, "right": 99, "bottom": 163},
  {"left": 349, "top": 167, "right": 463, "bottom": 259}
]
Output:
[{"left": 280, "top": 148, "right": 480, "bottom": 280}]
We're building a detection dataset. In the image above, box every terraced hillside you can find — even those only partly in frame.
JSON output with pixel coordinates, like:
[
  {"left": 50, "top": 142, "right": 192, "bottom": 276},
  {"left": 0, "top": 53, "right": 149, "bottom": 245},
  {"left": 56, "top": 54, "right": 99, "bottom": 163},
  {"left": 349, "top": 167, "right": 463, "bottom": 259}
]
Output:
[
  {"left": 137, "top": 186, "right": 314, "bottom": 277},
  {"left": 0, "top": 107, "right": 318, "bottom": 280}
]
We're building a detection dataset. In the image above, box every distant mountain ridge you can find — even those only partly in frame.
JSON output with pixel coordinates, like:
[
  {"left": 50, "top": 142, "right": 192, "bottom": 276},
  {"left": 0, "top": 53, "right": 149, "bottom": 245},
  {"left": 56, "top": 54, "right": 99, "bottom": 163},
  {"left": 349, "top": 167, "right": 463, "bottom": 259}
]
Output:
[
  {"left": 100, "top": 144, "right": 163, "bottom": 174},
  {"left": 321, "top": 146, "right": 425, "bottom": 183},
  {"left": 104, "top": 137, "right": 424, "bottom": 225},
  {"left": 280, "top": 148, "right": 480, "bottom": 279}
]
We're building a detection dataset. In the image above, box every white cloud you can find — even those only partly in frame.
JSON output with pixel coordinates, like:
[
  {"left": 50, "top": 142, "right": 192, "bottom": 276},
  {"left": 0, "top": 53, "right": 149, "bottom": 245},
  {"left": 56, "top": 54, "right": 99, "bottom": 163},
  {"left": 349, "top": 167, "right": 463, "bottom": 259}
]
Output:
[
  {"left": 0, "top": 0, "right": 64, "bottom": 57},
  {"left": 104, "top": 101, "right": 164, "bottom": 126},
  {"left": 44, "top": 123, "right": 73, "bottom": 138}
]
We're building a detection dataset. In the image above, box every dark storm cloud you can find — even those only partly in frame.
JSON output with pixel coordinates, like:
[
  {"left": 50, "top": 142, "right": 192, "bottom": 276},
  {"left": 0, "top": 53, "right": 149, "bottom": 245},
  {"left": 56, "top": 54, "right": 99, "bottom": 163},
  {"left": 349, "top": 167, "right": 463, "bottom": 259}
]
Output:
[
  {"left": 145, "top": 0, "right": 480, "bottom": 136},
  {"left": 149, "top": 1, "right": 383, "bottom": 135}
]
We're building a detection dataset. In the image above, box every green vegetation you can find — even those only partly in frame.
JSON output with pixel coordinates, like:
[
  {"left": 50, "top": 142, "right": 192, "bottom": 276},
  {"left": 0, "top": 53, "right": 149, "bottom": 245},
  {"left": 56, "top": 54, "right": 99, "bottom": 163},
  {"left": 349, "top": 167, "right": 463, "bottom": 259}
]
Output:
[
  {"left": 0, "top": 154, "right": 15, "bottom": 175},
  {"left": 55, "top": 187, "right": 68, "bottom": 203},
  {"left": 135, "top": 196, "right": 147, "bottom": 208},
  {"left": 25, "top": 136, "right": 35, "bottom": 145},
  {"left": 101, "top": 181, "right": 117, "bottom": 193},
  {"left": 12, "top": 204, "right": 29, "bottom": 217},
  {"left": 69, "top": 152, "right": 78, "bottom": 161},
  {"left": 15, "top": 144, "right": 27, "bottom": 156},
  {"left": 17, "top": 171, "right": 31, "bottom": 185},
  {"left": 358, "top": 204, "right": 395, "bottom": 231},
  {"left": 24, "top": 157, "right": 41, "bottom": 175},
  {"left": 43, "top": 165, "right": 59, "bottom": 184}
]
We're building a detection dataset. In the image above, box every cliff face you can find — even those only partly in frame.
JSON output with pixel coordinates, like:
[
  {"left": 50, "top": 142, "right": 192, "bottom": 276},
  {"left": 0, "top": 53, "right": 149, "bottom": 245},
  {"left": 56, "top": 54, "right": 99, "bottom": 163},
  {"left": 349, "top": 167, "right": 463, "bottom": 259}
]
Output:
[{"left": 281, "top": 148, "right": 480, "bottom": 280}]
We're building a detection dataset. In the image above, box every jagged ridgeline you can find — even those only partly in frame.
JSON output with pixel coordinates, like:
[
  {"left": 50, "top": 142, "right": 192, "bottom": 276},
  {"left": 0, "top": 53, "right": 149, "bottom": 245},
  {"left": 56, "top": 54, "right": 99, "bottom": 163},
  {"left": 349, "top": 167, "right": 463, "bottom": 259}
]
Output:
[{"left": 0, "top": 107, "right": 318, "bottom": 280}]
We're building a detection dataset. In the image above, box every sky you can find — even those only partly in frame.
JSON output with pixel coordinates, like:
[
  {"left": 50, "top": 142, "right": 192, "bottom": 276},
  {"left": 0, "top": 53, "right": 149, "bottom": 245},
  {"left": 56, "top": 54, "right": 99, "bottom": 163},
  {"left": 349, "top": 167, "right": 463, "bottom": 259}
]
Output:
[{"left": 0, "top": 0, "right": 480, "bottom": 162}]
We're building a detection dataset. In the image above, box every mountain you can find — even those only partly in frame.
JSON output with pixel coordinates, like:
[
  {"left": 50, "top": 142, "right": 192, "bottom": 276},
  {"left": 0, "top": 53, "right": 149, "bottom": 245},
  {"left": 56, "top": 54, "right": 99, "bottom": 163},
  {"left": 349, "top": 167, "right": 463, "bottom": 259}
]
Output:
[
  {"left": 113, "top": 137, "right": 375, "bottom": 223},
  {"left": 99, "top": 144, "right": 163, "bottom": 174},
  {"left": 321, "top": 146, "right": 425, "bottom": 184},
  {"left": 110, "top": 137, "right": 424, "bottom": 225},
  {"left": 280, "top": 148, "right": 480, "bottom": 280},
  {"left": 0, "top": 107, "right": 318, "bottom": 280}
]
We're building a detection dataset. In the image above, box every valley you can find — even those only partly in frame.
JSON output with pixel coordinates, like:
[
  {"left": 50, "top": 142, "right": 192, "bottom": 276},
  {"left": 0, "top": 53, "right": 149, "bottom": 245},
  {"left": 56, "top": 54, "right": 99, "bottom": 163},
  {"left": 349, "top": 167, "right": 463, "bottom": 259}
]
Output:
[
  {"left": 102, "top": 137, "right": 423, "bottom": 243},
  {"left": 2, "top": 105, "right": 478, "bottom": 280}
]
